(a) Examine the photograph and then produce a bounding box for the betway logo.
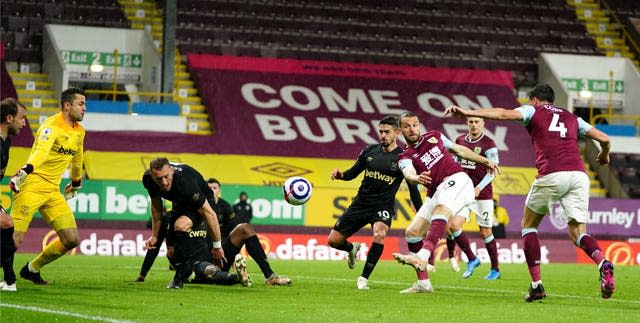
[364,169,396,185]
[68,186,149,215]
[273,238,369,260]
[57,146,77,156]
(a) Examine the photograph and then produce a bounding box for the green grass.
[1,254,638,322]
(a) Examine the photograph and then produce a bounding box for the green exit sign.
[61,50,143,68]
[562,78,624,93]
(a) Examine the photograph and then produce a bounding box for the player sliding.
[328,116,422,290]
[393,112,498,293]
[445,83,615,301]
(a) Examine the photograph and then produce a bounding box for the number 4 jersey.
[515,104,592,177]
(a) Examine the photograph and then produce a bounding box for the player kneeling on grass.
[211,222,291,286]
[207,178,291,286]
[171,222,250,288]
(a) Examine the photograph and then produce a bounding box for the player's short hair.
[60,87,86,107]
[379,115,399,128]
[399,111,417,120]
[528,83,555,103]
[1,98,25,123]
[149,157,170,171]
[207,178,220,186]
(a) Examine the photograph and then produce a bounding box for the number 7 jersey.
[515,104,592,177]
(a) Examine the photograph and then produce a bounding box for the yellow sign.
[82,150,537,194]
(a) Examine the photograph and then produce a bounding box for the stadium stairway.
[118,0,213,135]
[568,0,639,69]
[10,71,59,136]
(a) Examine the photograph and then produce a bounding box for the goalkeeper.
[9,88,87,285]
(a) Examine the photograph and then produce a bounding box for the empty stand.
[173,0,601,86]
[0,0,129,65]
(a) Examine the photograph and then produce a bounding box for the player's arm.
[474,147,500,196]
[63,132,85,199]
[581,118,611,165]
[445,106,524,121]
[398,158,431,186]
[9,126,58,192]
[334,147,367,180]
[445,135,499,176]
[145,195,164,249]
[198,199,226,265]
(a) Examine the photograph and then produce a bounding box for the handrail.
[591,113,640,128]
[84,89,177,114]
[600,0,640,57]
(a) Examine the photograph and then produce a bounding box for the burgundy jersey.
[518,104,586,176]
[455,133,497,200]
[398,130,464,197]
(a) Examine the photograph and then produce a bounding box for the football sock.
[139,244,161,278]
[31,237,68,271]
[245,235,274,279]
[446,235,456,258]
[334,240,353,252]
[428,245,435,266]
[0,227,17,284]
[212,270,239,285]
[522,228,541,282]
[172,231,192,282]
[453,230,476,261]
[407,237,423,253]
[361,242,383,279]
[577,234,605,265]
[424,219,447,252]
[484,234,499,270]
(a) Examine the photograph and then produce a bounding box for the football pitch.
[1,254,638,322]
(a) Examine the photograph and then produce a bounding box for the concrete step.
[173,96,201,105]
[175,88,198,97]
[8,72,48,80]
[16,89,55,97]
[12,79,52,89]
[185,129,213,135]
[183,112,208,119]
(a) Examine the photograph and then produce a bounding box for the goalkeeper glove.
[9,164,34,193]
[64,179,83,200]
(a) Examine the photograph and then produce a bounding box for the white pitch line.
[290,275,640,305]
[0,303,136,323]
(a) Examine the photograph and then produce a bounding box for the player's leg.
[479,226,500,280]
[16,192,71,285]
[328,207,365,269]
[0,208,17,291]
[563,172,614,299]
[169,215,194,287]
[224,224,290,285]
[29,195,80,271]
[473,200,500,280]
[448,214,479,278]
[358,218,390,289]
[522,172,570,302]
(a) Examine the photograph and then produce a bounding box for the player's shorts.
[458,199,494,227]
[10,188,76,232]
[525,171,589,223]
[333,202,395,237]
[416,172,475,222]
[166,209,204,247]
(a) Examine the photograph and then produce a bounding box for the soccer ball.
[282,176,312,205]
